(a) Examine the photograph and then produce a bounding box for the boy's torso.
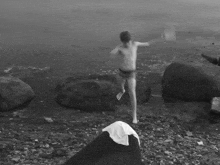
[118,42,138,71]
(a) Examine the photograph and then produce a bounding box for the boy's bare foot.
[132,119,138,124]
[116,90,125,100]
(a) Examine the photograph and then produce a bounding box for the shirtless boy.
[110,31,163,124]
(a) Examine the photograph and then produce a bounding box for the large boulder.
[0,76,35,112]
[55,74,151,112]
[162,62,220,102]
[63,132,143,165]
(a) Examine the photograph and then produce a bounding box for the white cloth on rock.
[102,121,140,146]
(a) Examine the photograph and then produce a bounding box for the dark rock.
[55,74,151,112]
[0,76,35,112]
[63,131,144,165]
[162,62,220,102]
[201,53,220,66]
[55,75,119,112]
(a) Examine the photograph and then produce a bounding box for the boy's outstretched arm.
[135,41,150,47]
[110,46,119,58]
[135,38,164,47]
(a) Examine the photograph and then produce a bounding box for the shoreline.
[0,30,220,117]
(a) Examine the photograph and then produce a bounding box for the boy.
[110,31,163,124]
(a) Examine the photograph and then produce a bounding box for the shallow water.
[0,0,220,47]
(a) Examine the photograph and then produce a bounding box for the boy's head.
[120,31,131,43]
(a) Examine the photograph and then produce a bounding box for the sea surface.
[0,0,220,47]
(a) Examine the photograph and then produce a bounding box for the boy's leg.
[127,77,138,124]
[116,74,126,100]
